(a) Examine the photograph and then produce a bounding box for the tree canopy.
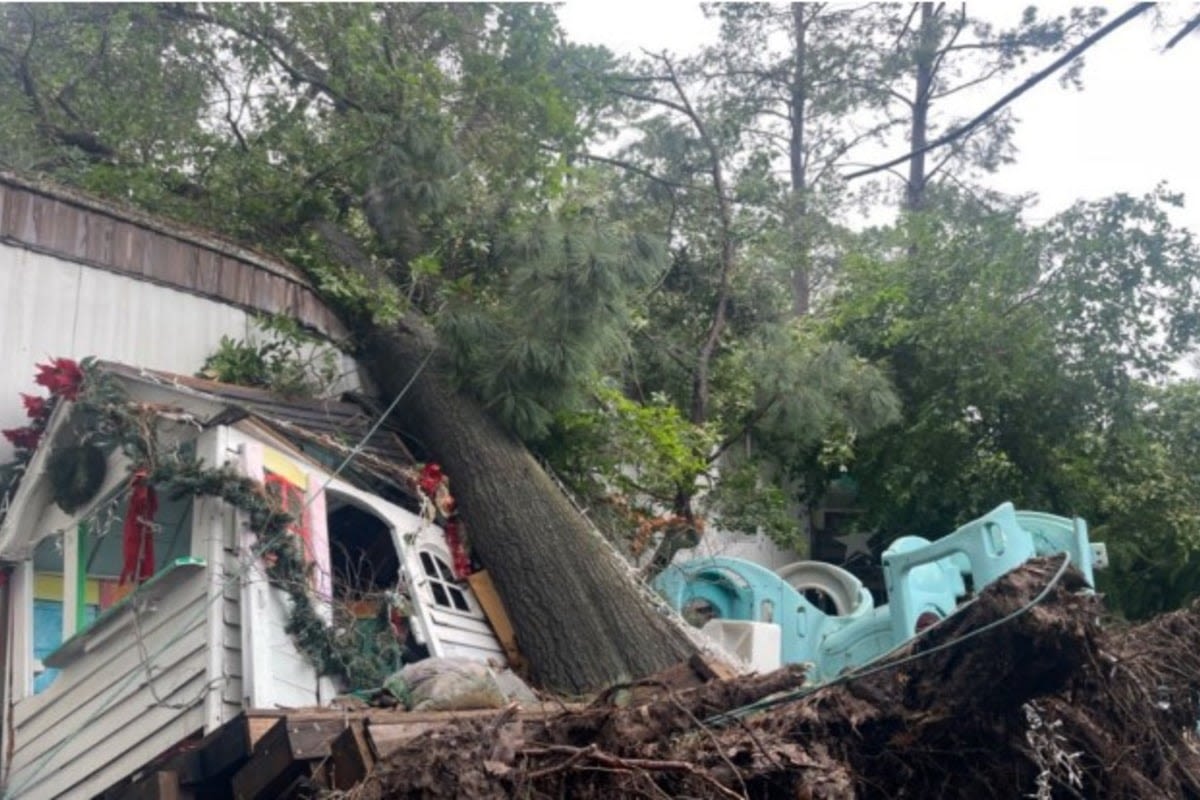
[2,1,1199,632]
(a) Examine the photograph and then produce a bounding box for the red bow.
[120,470,158,585]
[418,463,444,496]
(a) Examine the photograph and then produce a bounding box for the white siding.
[240,564,330,708]
[0,243,359,464]
[220,565,245,721]
[0,243,248,463]
[5,564,210,800]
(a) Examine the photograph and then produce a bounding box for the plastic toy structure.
[653,502,1107,683]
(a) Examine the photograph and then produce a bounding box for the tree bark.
[789,3,811,317]
[905,2,935,212]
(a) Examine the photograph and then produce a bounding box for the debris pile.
[356,558,1200,799]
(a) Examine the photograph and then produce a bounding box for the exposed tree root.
[355,557,1200,799]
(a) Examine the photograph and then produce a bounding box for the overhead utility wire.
[1165,13,1200,50]
[706,552,1074,727]
[845,3,1156,182]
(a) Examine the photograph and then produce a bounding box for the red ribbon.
[120,470,158,585]
[417,463,471,580]
[444,519,471,580]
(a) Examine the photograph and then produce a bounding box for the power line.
[705,552,1073,727]
[1165,13,1200,50]
[846,4,1156,183]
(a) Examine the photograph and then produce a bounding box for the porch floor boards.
[95,703,580,800]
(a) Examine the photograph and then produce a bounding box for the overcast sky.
[557,2,1200,237]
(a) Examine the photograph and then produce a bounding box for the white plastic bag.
[388,657,507,711]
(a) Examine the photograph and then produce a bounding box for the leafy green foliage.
[1064,382,1200,618]
[1041,186,1200,388]
[200,316,342,399]
[828,188,1200,616]
[747,327,901,466]
[700,458,804,552]
[543,383,715,505]
[439,215,664,439]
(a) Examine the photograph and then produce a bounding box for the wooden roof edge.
[0,170,316,290]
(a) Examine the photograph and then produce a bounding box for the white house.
[0,173,507,798]
[0,363,505,799]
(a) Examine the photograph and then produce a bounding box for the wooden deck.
[93,703,580,800]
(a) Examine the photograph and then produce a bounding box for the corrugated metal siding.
[5,566,210,800]
[0,243,359,463]
[0,243,250,462]
[0,174,344,337]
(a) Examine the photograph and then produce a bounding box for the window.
[79,492,193,592]
[264,470,314,565]
[28,489,193,694]
[418,551,470,613]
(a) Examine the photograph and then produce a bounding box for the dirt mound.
[361,557,1200,799]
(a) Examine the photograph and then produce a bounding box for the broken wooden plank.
[467,570,527,671]
[245,704,579,726]
[246,715,280,750]
[366,720,446,760]
[232,719,295,800]
[688,652,739,682]
[186,713,256,788]
[231,717,348,800]
[362,704,583,761]
[607,655,740,707]
[328,723,375,791]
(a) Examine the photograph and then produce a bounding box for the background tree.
[550,38,901,571]
[705,3,895,315]
[1083,380,1200,618]
[868,3,1106,210]
[4,0,1199,641]
[826,186,1200,613]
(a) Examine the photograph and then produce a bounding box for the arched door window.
[418,550,473,614]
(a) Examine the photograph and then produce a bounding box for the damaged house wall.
[0,172,357,464]
[0,366,508,798]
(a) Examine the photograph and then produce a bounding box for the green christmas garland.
[50,361,404,688]
[150,456,404,687]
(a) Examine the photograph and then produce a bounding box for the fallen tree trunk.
[359,319,696,693]
[313,220,698,694]
[358,557,1200,799]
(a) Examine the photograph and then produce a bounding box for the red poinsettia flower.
[2,425,43,451]
[20,393,50,422]
[418,462,444,497]
[34,358,83,401]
